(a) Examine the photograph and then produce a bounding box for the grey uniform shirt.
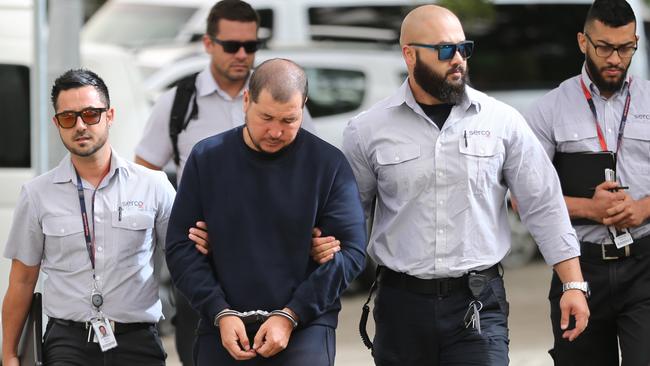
[525,66,650,244]
[343,79,579,279]
[135,66,315,183]
[3,150,176,323]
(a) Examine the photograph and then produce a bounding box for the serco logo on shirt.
[467,130,491,137]
[121,200,145,210]
[633,114,650,120]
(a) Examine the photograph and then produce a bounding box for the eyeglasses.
[408,41,474,61]
[209,37,261,54]
[54,107,108,129]
[584,33,637,58]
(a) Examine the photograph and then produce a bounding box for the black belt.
[379,264,500,296]
[581,235,650,261]
[49,318,155,335]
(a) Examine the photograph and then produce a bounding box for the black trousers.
[193,324,335,365]
[43,320,166,366]
[549,252,650,366]
[372,274,510,366]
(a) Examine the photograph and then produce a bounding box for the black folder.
[18,292,43,366]
[553,151,616,226]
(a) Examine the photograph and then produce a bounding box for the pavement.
[163,261,555,366]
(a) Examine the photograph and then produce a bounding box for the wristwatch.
[562,281,591,298]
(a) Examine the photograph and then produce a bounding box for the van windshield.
[82,3,197,48]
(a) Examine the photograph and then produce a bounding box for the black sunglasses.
[55,107,108,129]
[209,37,261,54]
[408,41,474,61]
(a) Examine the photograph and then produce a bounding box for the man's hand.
[310,227,340,264]
[586,181,627,223]
[603,194,650,228]
[558,289,590,342]
[218,314,256,360]
[253,308,296,358]
[189,221,210,255]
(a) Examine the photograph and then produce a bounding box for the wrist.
[270,309,298,329]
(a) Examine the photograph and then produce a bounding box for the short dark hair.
[206,0,259,37]
[249,58,308,106]
[585,0,636,30]
[51,69,110,110]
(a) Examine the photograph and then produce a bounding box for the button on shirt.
[3,150,175,323]
[343,80,579,278]
[136,66,316,183]
[525,66,650,244]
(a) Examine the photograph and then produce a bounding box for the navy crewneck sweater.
[166,126,367,330]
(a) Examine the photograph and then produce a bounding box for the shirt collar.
[196,66,250,100]
[580,63,631,98]
[386,78,480,116]
[52,148,129,185]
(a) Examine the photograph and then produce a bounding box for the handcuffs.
[214,309,298,329]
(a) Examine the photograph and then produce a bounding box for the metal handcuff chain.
[214,309,298,329]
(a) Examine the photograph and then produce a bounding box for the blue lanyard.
[75,171,97,271]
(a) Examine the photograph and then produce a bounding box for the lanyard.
[75,171,97,272]
[579,78,632,153]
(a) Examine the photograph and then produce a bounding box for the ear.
[105,107,115,128]
[577,32,587,55]
[243,89,250,111]
[203,34,213,53]
[51,116,60,129]
[402,44,416,67]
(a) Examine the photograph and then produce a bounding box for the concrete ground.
[163,261,555,366]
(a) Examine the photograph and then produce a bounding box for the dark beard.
[585,54,628,95]
[413,51,467,104]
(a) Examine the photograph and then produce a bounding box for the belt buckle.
[601,244,630,260]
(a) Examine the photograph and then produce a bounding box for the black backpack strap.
[359,265,382,350]
[169,72,199,166]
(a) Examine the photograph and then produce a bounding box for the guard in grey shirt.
[1,69,180,366]
[313,5,590,365]
[525,1,650,364]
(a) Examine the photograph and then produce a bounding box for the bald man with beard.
[313,4,590,365]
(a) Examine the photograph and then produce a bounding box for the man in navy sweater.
[165,58,367,365]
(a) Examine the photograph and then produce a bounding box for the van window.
[83,3,197,48]
[0,64,30,168]
[465,4,588,91]
[309,6,408,43]
[305,68,366,118]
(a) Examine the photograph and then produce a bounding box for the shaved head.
[248,58,308,106]
[400,5,464,46]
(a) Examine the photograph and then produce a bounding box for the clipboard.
[18,292,43,366]
[553,151,616,225]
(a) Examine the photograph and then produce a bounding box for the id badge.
[608,225,634,248]
[91,317,118,352]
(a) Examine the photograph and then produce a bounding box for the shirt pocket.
[458,136,501,196]
[554,123,598,152]
[622,123,650,175]
[112,210,155,268]
[376,144,431,204]
[42,216,87,272]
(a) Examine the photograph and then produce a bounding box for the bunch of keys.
[463,300,483,334]
[463,272,488,334]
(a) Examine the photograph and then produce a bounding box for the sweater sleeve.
[165,149,229,322]
[285,157,367,324]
